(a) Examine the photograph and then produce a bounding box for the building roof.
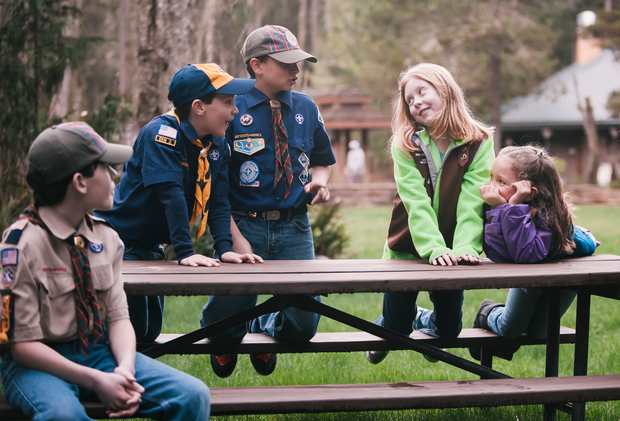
[502,49,620,130]
[313,88,391,130]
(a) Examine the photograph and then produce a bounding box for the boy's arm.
[107,318,137,376]
[305,166,331,205]
[10,341,143,416]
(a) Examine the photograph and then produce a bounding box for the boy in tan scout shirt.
[0,122,210,420]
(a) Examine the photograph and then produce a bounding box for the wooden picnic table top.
[122,254,620,297]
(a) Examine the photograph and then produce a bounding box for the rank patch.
[299,169,309,185]
[155,135,177,147]
[239,160,260,187]
[240,114,253,126]
[89,243,104,253]
[295,113,305,125]
[209,149,220,161]
[234,137,265,155]
[158,125,178,139]
[3,268,14,288]
[1,249,18,267]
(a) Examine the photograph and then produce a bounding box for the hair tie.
[537,151,543,157]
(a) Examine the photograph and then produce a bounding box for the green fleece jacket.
[382,129,494,263]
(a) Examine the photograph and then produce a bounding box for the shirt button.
[276,198,281,203]
[302,144,306,150]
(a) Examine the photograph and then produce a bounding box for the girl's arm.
[391,143,450,262]
[497,204,553,263]
[451,137,495,259]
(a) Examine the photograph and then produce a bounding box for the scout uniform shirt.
[0,207,128,344]
[227,88,336,212]
[95,112,234,260]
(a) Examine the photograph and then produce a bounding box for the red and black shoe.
[250,353,277,376]
[210,354,238,378]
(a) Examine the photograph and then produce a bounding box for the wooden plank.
[3,375,618,419]
[209,375,620,415]
[137,327,576,355]
[122,256,620,296]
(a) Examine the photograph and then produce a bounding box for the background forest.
[1,0,619,233]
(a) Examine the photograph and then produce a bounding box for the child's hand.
[93,371,143,418]
[457,254,482,265]
[220,251,264,264]
[509,180,532,205]
[432,252,457,266]
[479,185,507,207]
[304,181,330,205]
[180,254,220,267]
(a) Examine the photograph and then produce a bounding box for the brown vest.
[386,139,482,257]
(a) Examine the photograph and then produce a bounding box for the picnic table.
[124,254,620,421]
[2,254,620,421]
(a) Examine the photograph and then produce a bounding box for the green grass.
[6,205,620,420]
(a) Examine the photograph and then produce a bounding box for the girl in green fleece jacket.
[367,63,495,365]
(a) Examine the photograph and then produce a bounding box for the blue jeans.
[487,288,577,339]
[1,337,210,421]
[375,290,464,338]
[123,242,166,342]
[201,214,321,344]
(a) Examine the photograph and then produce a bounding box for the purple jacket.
[483,204,552,264]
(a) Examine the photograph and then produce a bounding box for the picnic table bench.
[1,254,619,420]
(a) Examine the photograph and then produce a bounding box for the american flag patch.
[158,125,178,139]
[1,249,18,266]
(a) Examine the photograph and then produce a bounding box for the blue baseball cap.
[168,63,256,107]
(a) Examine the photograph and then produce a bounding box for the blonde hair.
[391,63,494,154]
[499,145,575,255]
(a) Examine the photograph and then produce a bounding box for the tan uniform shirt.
[0,206,129,344]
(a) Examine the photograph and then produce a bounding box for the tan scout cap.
[241,25,317,65]
[28,121,133,187]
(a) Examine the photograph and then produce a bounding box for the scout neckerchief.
[20,205,103,357]
[270,99,293,199]
[189,139,212,240]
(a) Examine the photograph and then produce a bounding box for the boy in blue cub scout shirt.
[0,122,210,420]
[200,25,336,378]
[96,64,262,342]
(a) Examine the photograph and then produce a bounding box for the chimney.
[575,11,602,65]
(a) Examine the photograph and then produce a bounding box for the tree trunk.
[582,97,601,184]
[135,0,196,127]
[118,0,127,97]
[310,0,319,54]
[198,0,218,62]
[489,0,502,155]
[297,0,308,90]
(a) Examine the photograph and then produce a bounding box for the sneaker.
[468,300,519,362]
[210,353,238,378]
[250,353,277,376]
[366,350,389,364]
[423,352,441,363]
[413,306,441,362]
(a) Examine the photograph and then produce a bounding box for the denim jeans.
[375,290,464,338]
[1,337,210,421]
[123,242,166,342]
[487,287,577,339]
[201,214,321,344]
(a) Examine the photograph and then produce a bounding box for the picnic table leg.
[543,288,562,421]
[571,291,591,421]
[142,295,297,358]
[289,294,512,380]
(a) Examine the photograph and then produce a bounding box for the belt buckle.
[249,211,257,218]
[265,210,280,221]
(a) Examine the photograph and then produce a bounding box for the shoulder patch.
[1,249,18,267]
[158,125,178,139]
[155,135,177,147]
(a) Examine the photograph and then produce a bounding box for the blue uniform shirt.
[226,87,336,212]
[95,112,233,261]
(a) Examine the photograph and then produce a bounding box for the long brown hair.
[391,63,494,155]
[499,145,575,255]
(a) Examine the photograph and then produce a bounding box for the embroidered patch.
[3,268,14,288]
[318,112,324,125]
[240,114,253,126]
[42,267,67,272]
[1,249,18,267]
[239,160,260,187]
[89,243,104,253]
[299,169,309,185]
[234,137,265,155]
[298,152,309,167]
[295,113,305,125]
[158,125,178,139]
[209,149,220,161]
[155,135,177,147]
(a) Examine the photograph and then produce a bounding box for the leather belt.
[232,207,307,221]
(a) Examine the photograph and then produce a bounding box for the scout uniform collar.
[38,206,103,246]
[244,87,293,109]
